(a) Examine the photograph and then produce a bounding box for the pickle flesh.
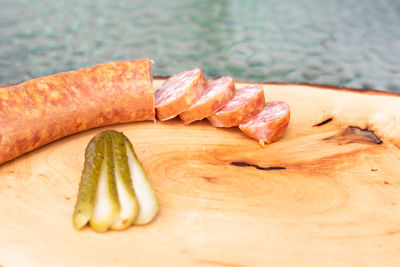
[123,135,159,225]
[109,131,139,230]
[89,132,121,232]
[73,134,105,230]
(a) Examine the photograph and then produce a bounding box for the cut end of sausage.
[149,59,155,119]
[179,76,236,125]
[207,85,266,128]
[239,101,290,145]
[154,68,207,121]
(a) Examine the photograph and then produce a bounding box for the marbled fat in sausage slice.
[239,101,290,146]
[154,68,207,121]
[0,58,155,165]
[207,85,265,127]
[179,76,235,125]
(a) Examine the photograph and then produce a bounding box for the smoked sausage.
[154,68,207,121]
[207,85,265,127]
[0,58,155,165]
[239,101,290,146]
[179,76,235,125]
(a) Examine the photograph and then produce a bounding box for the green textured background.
[0,0,399,92]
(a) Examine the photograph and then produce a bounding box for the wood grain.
[1,79,400,267]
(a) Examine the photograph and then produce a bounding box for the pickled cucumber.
[89,132,121,232]
[73,130,158,232]
[73,134,106,230]
[123,135,158,225]
[109,131,139,230]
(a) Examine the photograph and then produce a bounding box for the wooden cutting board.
[1,79,400,267]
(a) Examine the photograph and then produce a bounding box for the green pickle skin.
[109,130,139,230]
[72,134,105,230]
[104,131,121,219]
[110,131,138,204]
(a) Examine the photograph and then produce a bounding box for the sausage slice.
[154,68,207,121]
[239,101,290,146]
[207,85,265,127]
[179,76,235,125]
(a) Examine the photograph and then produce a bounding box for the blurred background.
[0,0,399,92]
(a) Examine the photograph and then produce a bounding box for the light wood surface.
[1,79,400,267]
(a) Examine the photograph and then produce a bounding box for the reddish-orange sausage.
[179,76,235,125]
[154,68,207,121]
[207,85,265,127]
[0,58,154,165]
[239,101,290,146]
